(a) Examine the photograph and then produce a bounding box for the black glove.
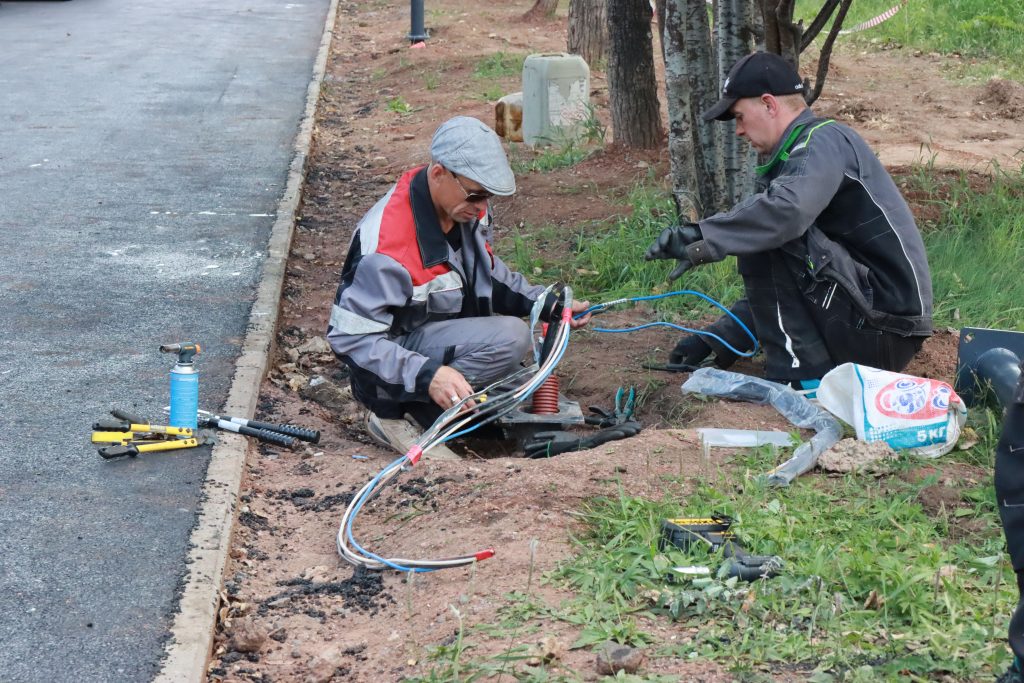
[669,335,740,370]
[669,335,713,368]
[644,223,712,281]
[523,431,583,458]
[524,421,643,458]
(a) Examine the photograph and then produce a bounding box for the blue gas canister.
[160,342,201,431]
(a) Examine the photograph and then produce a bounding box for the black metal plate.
[955,327,1024,405]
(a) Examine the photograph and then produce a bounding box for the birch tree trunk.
[661,0,720,218]
[715,0,755,205]
[607,0,664,149]
[567,0,608,67]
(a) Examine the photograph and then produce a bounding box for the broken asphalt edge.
[154,0,341,680]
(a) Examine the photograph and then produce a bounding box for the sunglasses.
[449,170,493,203]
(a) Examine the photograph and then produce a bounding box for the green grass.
[473,51,526,80]
[387,95,414,115]
[507,106,607,175]
[552,440,1012,679]
[905,163,1024,329]
[500,160,1024,330]
[796,0,1024,78]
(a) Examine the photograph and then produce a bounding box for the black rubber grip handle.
[242,425,297,449]
[111,408,147,424]
[94,419,130,431]
[98,444,138,460]
[206,418,297,449]
[245,420,320,444]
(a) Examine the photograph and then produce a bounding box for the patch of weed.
[473,51,526,80]
[387,95,414,116]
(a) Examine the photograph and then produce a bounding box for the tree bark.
[662,0,719,218]
[607,0,664,149]
[567,0,608,67]
[715,0,755,205]
[805,0,853,104]
[523,0,560,21]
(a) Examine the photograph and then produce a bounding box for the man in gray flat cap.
[327,116,591,457]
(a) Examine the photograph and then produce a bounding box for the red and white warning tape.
[838,0,908,35]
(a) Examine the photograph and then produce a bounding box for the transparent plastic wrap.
[682,368,843,486]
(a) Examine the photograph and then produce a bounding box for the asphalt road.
[0,1,331,680]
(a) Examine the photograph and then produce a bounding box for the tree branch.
[800,0,839,52]
[807,0,853,104]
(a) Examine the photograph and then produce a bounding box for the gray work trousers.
[397,315,532,427]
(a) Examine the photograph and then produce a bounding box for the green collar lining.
[755,119,835,176]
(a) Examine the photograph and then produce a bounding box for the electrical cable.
[575,288,759,357]
[337,284,575,573]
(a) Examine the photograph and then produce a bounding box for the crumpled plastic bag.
[816,363,967,458]
[682,368,843,486]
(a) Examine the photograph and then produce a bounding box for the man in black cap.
[645,52,932,389]
[327,116,590,457]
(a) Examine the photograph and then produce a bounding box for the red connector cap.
[561,306,573,323]
[474,548,496,562]
[406,445,423,466]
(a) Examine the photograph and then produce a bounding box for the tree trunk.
[567,0,608,67]
[758,0,801,68]
[715,0,755,205]
[523,0,560,21]
[607,0,664,149]
[662,0,719,218]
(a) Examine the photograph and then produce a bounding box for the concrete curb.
[154,0,339,679]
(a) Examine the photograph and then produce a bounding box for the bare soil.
[206,2,1024,681]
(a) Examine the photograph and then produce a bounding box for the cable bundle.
[337,285,575,573]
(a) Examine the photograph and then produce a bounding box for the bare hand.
[569,300,592,329]
[428,365,476,411]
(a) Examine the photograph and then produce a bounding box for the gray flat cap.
[430,116,516,196]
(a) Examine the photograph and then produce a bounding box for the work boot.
[364,412,459,461]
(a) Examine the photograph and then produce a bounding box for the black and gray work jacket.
[699,108,933,337]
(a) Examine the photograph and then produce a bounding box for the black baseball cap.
[701,52,805,122]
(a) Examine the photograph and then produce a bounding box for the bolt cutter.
[92,413,208,460]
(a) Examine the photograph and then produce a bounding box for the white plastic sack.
[817,363,967,458]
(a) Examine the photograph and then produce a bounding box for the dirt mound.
[980,77,1024,119]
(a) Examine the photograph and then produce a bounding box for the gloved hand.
[669,335,712,368]
[669,335,739,370]
[644,223,712,281]
[524,421,643,458]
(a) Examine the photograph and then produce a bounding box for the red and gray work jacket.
[327,165,547,417]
